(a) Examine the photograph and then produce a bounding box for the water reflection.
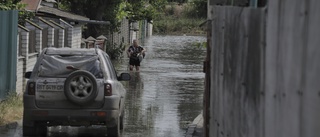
[115,35,206,137]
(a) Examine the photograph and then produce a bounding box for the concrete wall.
[207,0,320,137]
[16,57,24,95]
[107,18,130,47]
[59,19,73,48]
[72,26,82,48]
[16,28,29,95]
[106,18,152,47]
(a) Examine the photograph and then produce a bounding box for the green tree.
[0,0,34,25]
[59,0,166,37]
[59,0,122,37]
[191,0,207,18]
[126,0,167,22]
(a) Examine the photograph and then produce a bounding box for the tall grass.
[153,17,205,35]
[153,2,206,35]
[0,92,23,126]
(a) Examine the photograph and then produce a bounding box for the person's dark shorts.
[129,57,140,66]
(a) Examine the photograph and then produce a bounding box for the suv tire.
[23,122,47,136]
[107,117,120,137]
[120,109,124,130]
[64,70,98,105]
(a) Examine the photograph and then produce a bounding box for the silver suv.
[23,47,130,137]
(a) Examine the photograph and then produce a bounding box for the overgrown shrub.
[153,2,206,35]
[0,92,23,126]
[105,42,126,60]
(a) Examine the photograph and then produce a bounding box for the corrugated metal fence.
[265,0,320,137]
[209,6,265,137]
[207,0,320,136]
[0,10,18,100]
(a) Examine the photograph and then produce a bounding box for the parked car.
[23,47,130,137]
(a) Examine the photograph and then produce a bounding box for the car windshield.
[38,54,103,78]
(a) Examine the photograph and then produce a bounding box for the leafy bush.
[153,16,205,35]
[105,42,126,60]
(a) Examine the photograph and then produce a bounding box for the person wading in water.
[127,39,146,71]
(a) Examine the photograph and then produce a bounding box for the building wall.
[58,29,64,47]
[106,18,151,48]
[26,54,38,72]
[107,18,130,47]
[16,29,29,94]
[72,26,82,48]
[16,57,24,94]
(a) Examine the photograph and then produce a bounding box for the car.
[23,47,130,137]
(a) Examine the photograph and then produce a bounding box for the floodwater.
[0,35,206,137]
[115,35,206,137]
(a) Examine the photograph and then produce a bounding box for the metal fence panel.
[0,10,18,100]
[209,6,265,137]
[265,0,320,137]
[208,0,320,137]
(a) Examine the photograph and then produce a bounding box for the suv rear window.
[38,54,103,78]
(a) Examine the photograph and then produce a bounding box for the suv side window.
[103,53,117,80]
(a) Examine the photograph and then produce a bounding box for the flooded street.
[115,35,206,137]
[0,35,206,137]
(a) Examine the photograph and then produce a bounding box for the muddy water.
[114,35,206,137]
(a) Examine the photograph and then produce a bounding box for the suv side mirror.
[118,73,131,81]
[25,71,32,79]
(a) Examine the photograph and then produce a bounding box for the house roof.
[21,0,41,11]
[97,35,107,40]
[86,36,96,41]
[21,0,109,24]
[18,24,30,32]
[38,17,55,27]
[37,6,90,22]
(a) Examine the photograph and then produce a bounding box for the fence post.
[0,10,18,100]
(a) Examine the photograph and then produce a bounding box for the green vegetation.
[0,92,23,126]
[0,0,34,25]
[153,1,207,35]
[153,16,205,35]
[105,42,126,60]
[58,0,207,36]
[59,0,167,38]
[191,41,207,48]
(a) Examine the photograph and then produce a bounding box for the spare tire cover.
[64,70,98,105]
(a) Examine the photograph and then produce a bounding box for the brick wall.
[16,57,24,94]
[72,26,82,48]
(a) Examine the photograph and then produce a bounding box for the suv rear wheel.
[64,70,98,105]
[107,117,120,137]
[23,122,47,136]
[120,109,125,130]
